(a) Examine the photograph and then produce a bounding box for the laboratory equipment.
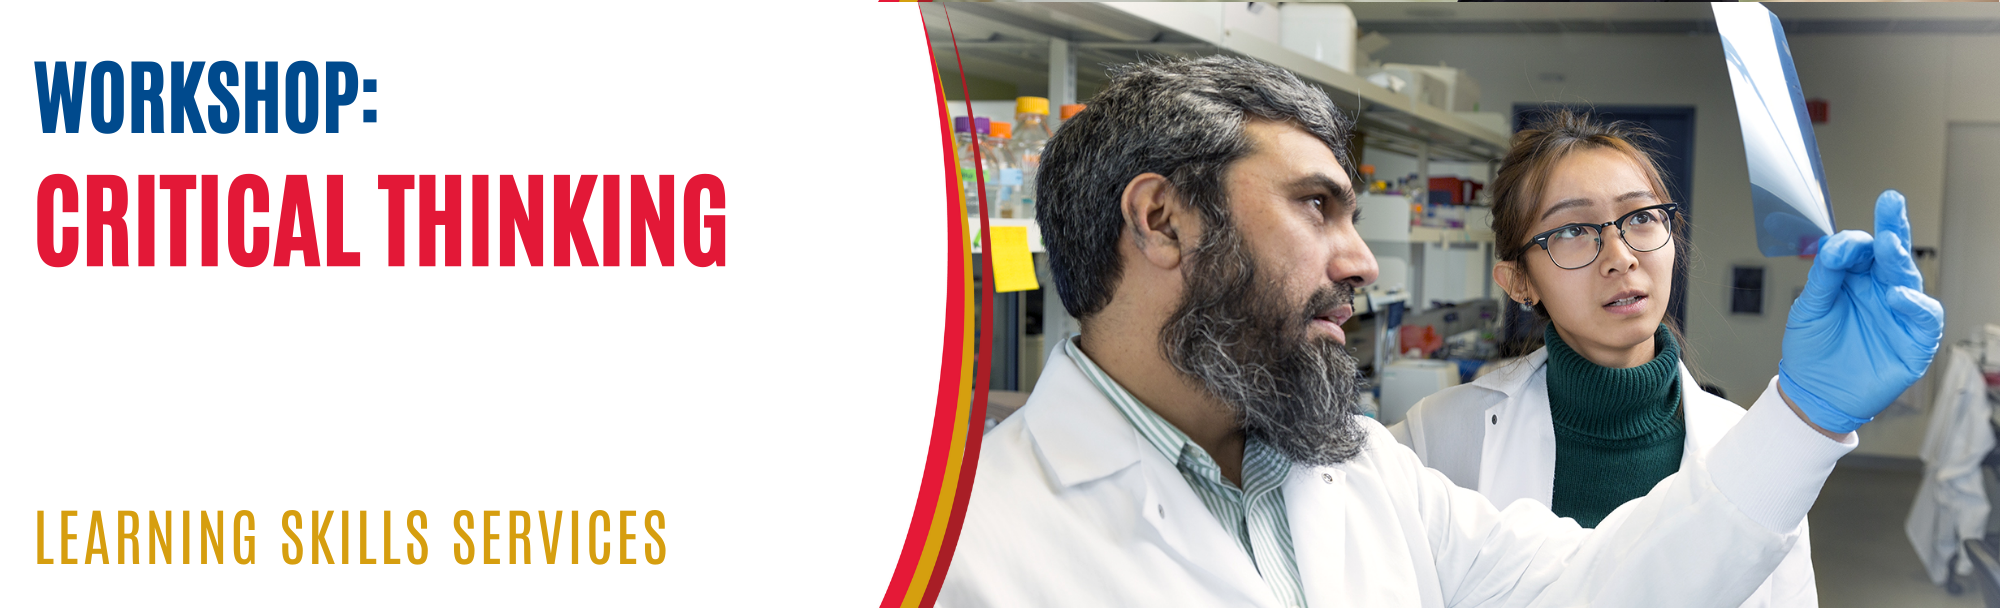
[1379,358,1461,426]
[1279,2,1358,74]
[1372,63,1482,113]
[1355,193,1410,242]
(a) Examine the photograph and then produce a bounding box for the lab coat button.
[1321,473,1334,484]
[1157,504,1165,518]
[1491,414,1498,424]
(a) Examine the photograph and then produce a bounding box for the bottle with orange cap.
[1013,97,1053,221]
[983,121,1023,219]
[1059,103,1086,123]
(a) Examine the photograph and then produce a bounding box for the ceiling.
[926,2,2000,100]
[1345,2,2000,35]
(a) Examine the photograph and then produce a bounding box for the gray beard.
[1158,221,1369,468]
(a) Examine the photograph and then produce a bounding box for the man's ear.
[1121,172,1193,270]
[1494,260,1540,306]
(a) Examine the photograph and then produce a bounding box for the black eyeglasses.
[1515,204,1679,269]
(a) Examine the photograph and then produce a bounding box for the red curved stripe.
[924,3,996,604]
[880,5,987,607]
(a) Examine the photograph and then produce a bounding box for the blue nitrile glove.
[1777,190,1945,434]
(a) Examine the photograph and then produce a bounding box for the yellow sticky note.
[989,226,1039,293]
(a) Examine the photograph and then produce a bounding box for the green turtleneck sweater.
[1545,323,1686,528]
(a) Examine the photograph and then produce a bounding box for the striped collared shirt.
[1064,337,1307,608]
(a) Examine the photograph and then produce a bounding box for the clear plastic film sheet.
[1714,2,1836,257]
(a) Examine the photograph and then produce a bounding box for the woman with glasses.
[1388,111,1816,607]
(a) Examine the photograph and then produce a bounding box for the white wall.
[1942,125,2000,359]
[1373,32,2000,457]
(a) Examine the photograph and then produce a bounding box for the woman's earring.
[1517,298,1533,312]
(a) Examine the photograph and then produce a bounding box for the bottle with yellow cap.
[983,121,1023,219]
[1013,97,1052,221]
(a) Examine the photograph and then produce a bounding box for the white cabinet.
[1357,193,1415,243]
[1358,194,1495,310]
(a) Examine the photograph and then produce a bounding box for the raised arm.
[1413,377,1843,607]
[1421,191,1939,607]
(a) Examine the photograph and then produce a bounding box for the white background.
[0,2,946,605]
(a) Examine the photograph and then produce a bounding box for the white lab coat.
[1387,348,1818,607]
[940,345,1854,607]
[1906,346,1995,585]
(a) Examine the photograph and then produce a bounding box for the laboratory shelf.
[925,1,1509,395]
[967,217,1044,254]
[1408,226,1495,245]
[959,219,1490,256]
[930,2,1509,163]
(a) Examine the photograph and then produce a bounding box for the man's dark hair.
[1036,55,1358,320]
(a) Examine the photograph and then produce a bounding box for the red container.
[1398,324,1444,357]
[1428,177,1463,204]
[1427,177,1481,205]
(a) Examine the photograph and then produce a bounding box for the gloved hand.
[1778,190,1945,434]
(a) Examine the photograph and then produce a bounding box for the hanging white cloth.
[1906,346,1996,585]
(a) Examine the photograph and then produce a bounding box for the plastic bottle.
[953,116,990,218]
[984,122,1022,219]
[1013,97,1053,221]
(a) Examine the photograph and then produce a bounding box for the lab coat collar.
[1019,345,1145,488]
[1466,347,1726,446]
[1468,347,1551,399]
[1676,364,1729,455]
[1478,350,1737,507]
[1475,350,1556,506]
[1020,344,1282,605]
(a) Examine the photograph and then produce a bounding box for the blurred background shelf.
[931,2,1509,162]
[967,217,1044,254]
[928,1,1506,395]
[1409,226,1495,245]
